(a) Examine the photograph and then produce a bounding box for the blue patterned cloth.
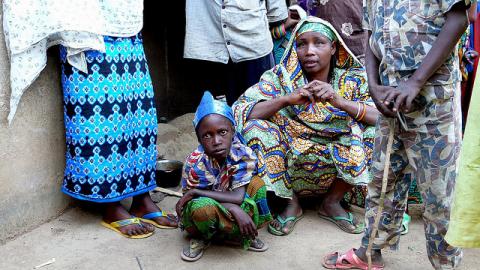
[181,135,258,193]
[60,34,158,202]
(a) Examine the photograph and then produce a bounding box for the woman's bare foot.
[318,179,362,233]
[130,193,178,228]
[102,202,154,236]
[269,194,303,235]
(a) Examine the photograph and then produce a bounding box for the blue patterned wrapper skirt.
[59,34,158,202]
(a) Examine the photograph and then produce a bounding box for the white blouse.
[2,0,144,123]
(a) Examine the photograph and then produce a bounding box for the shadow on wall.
[143,0,205,121]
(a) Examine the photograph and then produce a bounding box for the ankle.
[357,247,382,261]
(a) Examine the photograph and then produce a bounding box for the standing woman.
[3,0,177,238]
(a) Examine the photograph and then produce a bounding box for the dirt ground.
[0,195,478,270]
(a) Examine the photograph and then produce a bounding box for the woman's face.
[296,32,336,75]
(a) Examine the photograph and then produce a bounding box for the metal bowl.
[155,159,183,188]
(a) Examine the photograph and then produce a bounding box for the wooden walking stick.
[366,120,395,270]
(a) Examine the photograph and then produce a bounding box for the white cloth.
[2,0,144,124]
[184,0,288,64]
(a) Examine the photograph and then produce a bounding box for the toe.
[281,222,291,234]
[270,220,280,229]
[138,225,148,234]
[324,253,338,265]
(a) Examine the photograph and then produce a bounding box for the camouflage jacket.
[363,0,470,94]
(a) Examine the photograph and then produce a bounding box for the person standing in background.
[184,0,288,104]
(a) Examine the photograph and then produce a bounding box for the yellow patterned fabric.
[446,66,480,248]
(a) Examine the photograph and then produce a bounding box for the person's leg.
[241,118,303,235]
[355,117,415,262]
[412,86,463,269]
[318,179,360,233]
[323,117,411,267]
[269,193,304,235]
[245,53,274,87]
[129,192,178,227]
[102,202,154,236]
[226,53,273,105]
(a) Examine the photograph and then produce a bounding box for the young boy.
[176,91,272,262]
[323,0,470,269]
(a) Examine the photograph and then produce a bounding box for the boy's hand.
[230,207,257,239]
[369,84,397,117]
[382,80,422,113]
[175,189,197,219]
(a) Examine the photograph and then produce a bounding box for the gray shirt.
[184,0,288,63]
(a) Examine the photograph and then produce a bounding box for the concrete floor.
[1,195,478,270]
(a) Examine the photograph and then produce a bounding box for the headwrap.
[296,21,337,42]
[193,91,236,129]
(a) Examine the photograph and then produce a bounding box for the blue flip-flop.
[138,211,178,229]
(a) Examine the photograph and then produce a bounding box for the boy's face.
[196,114,234,163]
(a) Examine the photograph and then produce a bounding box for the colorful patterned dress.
[181,135,272,248]
[232,18,375,204]
[60,34,158,202]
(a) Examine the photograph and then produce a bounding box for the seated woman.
[232,17,379,235]
[176,91,272,262]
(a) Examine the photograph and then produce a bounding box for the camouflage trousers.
[361,84,463,269]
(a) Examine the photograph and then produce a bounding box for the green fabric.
[182,181,271,249]
[296,21,337,42]
[445,66,480,248]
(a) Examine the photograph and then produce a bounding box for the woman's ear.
[331,41,337,55]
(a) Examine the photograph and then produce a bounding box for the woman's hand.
[175,189,197,219]
[230,206,257,239]
[306,80,345,108]
[286,86,316,105]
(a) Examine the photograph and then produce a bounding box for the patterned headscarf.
[193,91,236,129]
[296,21,337,42]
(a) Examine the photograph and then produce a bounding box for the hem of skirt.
[61,185,157,203]
[266,186,293,199]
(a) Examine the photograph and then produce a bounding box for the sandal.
[100,217,154,239]
[318,212,364,234]
[138,210,178,229]
[181,238,210,262]
[267,214,304,236]
[401,213,411,235]
[323,248,384,270]
[248,238,268,252]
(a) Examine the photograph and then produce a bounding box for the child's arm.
[190,186,246,205]
[175,186,246,218]
[222,202,258,239]
[384,2,469,113]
